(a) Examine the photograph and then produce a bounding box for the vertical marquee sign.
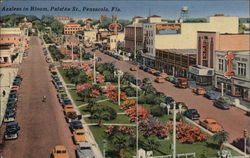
[224,51,235,79]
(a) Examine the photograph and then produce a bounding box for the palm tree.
[110,132,132,158]
[90,106,117,126]
[212,131,229,151]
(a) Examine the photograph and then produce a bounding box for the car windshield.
[77,132,84,135]
[57,150,66,154]
[190,109,197,113]
[80,147,91,150]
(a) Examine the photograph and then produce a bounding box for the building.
[84,30,97,42]
[243,23,250,33]
[124,23,144,52]
[64,22,83,35]
[142,15,239,67]
[215,51,250,101]
[0,28,22,46]
[55,16,70,24]
[109,33,124,50]
[0,43,16,64]
[190,32,249,86]
[155,49,196,77]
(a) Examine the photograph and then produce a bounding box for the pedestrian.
[2,90,6,97]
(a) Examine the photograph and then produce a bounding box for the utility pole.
[243,129,248,157]
[93,53,96,84]
[80,46,82,67]
[173,101,176,158]
[134,23,137,62]
[71,43,74,61]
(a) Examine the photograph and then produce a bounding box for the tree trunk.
[98,119,102,126]
[219,143,224,151]
[119,148,124,158]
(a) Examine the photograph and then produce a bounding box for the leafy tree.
[90,106,117,126]
[150,106,164,117]
[87,99,96,112]
[139,136,160,152]
[212,131,229,151]
[110,132,133,158]
[103,70,114,82]
[26,15,39,22]
[51,20,64,34]
[79,88,90,102]
[41,15,54,25]
[77,20,85,26]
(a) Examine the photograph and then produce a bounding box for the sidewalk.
[0,68,18,124]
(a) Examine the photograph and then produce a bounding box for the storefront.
[189,65,214,86]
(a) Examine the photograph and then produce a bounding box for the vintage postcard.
[0,0,249,158]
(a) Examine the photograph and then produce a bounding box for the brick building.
[64,22,83,35]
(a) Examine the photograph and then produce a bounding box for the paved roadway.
[92,49,250,143]
[3,36,76,158]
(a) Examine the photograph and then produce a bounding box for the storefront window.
[219,59,224,71]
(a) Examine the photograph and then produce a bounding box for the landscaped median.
[55,62,243,158]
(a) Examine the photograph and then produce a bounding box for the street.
[93,49,250,143]
[2,36,75,158]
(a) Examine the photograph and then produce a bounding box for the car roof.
[75,129,85,133]
[6,121,18,126]
[54,145,67,151]
[79,142,91,147]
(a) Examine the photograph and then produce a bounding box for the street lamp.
[172,101,176,158]
[102,139,107,158]
[114,69,123,106]
[243,129,248,157]
[92,53,97,84]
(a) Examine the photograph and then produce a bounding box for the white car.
[76,142,95,158]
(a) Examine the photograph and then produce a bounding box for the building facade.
[64,22,83,35]
[155,49,196,77]
[109,33,125,50]
[214,51,250,101]
[190,32,249,86]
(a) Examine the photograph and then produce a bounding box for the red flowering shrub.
[127,106,149,122]
[176,124,207,143]
[90,89,101,98]
[80,63,90,71]
[96,75,105,83]
[105,125,135,136]
[120,92,127,101]
[76,83,92,93]
[103,85,118,102]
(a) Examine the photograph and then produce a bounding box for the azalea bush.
[105,125,135,136]
[139,119,168,139]
[103,85,118,102]
[127,105,149,122]
[120,99,136,110]
[96,75,105,83]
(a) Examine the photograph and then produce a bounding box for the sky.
[0,0,249,20]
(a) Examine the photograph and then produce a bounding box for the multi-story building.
[0,43,15,64]
[64,22,83,35]
[109,33,124,50]
[84,30,97,42]
[0,28,22,46]
[142,14,239,67]
[55,16,70,24]
[155,49,196,77]
[190,32,249,86]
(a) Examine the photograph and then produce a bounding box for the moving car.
[76,142,95,158]
[204,91,217,100]
[130,66,137,71]
[5,122,20,140]
[155,77,165,83]
[175,78,188,88]
[73,129,87,144]
[193,87,206,95]
[184,109,200,120]
[213,99,231,110]
[52,145,69,158]
[69,120,83,132]
[199,118,223,133]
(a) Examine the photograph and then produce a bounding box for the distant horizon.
[1,1,249,20]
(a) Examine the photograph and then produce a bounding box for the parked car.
[13,79,21,86]
[11,85,20,91]
[149,69,157,74]
[65,109,80,123]
[52,145,69,158]
[204,91,217,100]
[139,65,146,70]
[69,120,83,132]
[46,57,52,63]
[57,92,68,103]
[143,67,151,72]
[193,87,206,95]
[76,142,95,158]
[155,77,165,83]
[130,66,137,71]
[8,94,17,102]
[64,105,74,113]
[171,77,179,84]
[200,118,223,133]
[175,78,188,88]
[4,122,20,140]
[160,73,168,78]
[62,98,72,107]
[153,71,161,76]
[6,101,17,110]
[213,99,231,110]
[165,96,175,105]
[184,109,200,120]
[9,90,18,97]
[4,109,16,122]
[73,129,87,144]
[142,78,152,84]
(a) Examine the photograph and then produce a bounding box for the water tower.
[181,6,189,21]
